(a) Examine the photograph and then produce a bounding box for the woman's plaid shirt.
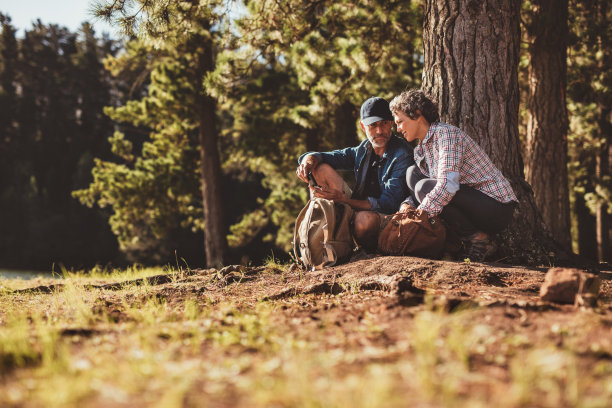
[415,122,518,216]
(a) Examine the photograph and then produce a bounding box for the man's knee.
[311,163,345,192]
[311,163,337,182]
[353,211,380,240]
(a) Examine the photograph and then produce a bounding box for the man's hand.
[296,155,319,183]
[311,185,345,201]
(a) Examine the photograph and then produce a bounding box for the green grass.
[0,266,610,407]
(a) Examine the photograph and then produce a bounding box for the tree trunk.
[594,0,611,262]
[197,36,227,268]
[596,126,611,262]
[423,0,566,264]
[305,127,320,152]
[524,0,571,250]
[574,191,598,260]
[334,101,359,147]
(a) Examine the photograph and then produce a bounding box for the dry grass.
[1,264,611,407]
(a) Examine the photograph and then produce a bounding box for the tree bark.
[197,35,227,268]
[524,0,571,250]
[596,121,611,262]
[334,101,359,148]
[574,191,598,260]
[305,127,320,152]
[594,0,611,262]
[423,0,566,264]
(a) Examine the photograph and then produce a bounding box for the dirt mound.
[190,256,608,308]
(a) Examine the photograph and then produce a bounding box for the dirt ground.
[93,254,612,364]
[173,254,612,314]
[3,255,612,407]
[176,255,611,402]
[145,255,612,380]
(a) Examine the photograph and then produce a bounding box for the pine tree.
[84,0,425,261]
[215,0,424,250]
[567,0,612,262]
[0,15,21,265]
[523,0,571,250]
[423,0,568,264]
[82,1,229,267]
[0,19,120,268]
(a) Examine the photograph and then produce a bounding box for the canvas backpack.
[293,197,355,270]
[377,208,446,258]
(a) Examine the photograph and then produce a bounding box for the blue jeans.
[406,165,515,237]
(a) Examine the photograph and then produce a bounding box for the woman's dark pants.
[406,165,515,237]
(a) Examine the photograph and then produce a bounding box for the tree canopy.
[0,1,610,269]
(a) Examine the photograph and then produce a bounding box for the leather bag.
[377,208,446,258]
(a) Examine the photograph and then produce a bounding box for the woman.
[389,89,518,261]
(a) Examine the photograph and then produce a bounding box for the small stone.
[539,267,601,304]
[575,293,598,308]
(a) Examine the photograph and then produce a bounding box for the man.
[296,96,414,248]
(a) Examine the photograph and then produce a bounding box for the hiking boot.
[463,231,496,262]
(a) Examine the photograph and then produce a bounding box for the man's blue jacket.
[298,135,414,214]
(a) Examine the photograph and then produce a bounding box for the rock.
[575,293,599,308]
[539,268,601,305]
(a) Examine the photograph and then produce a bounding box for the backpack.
[293,198,355,270]
[377,208,446,258]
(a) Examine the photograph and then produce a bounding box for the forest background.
[0,0,610,271]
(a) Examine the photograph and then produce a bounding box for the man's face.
[361,120,393,149]
[393,111,420,142]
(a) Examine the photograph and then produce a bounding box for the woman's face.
[393,111,421,142]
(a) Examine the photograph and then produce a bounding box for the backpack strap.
[293,199,315,269]
[316,224,336,270]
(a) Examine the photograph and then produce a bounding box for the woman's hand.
[398,202,414,213]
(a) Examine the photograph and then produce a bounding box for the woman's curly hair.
[389,89,439,123]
